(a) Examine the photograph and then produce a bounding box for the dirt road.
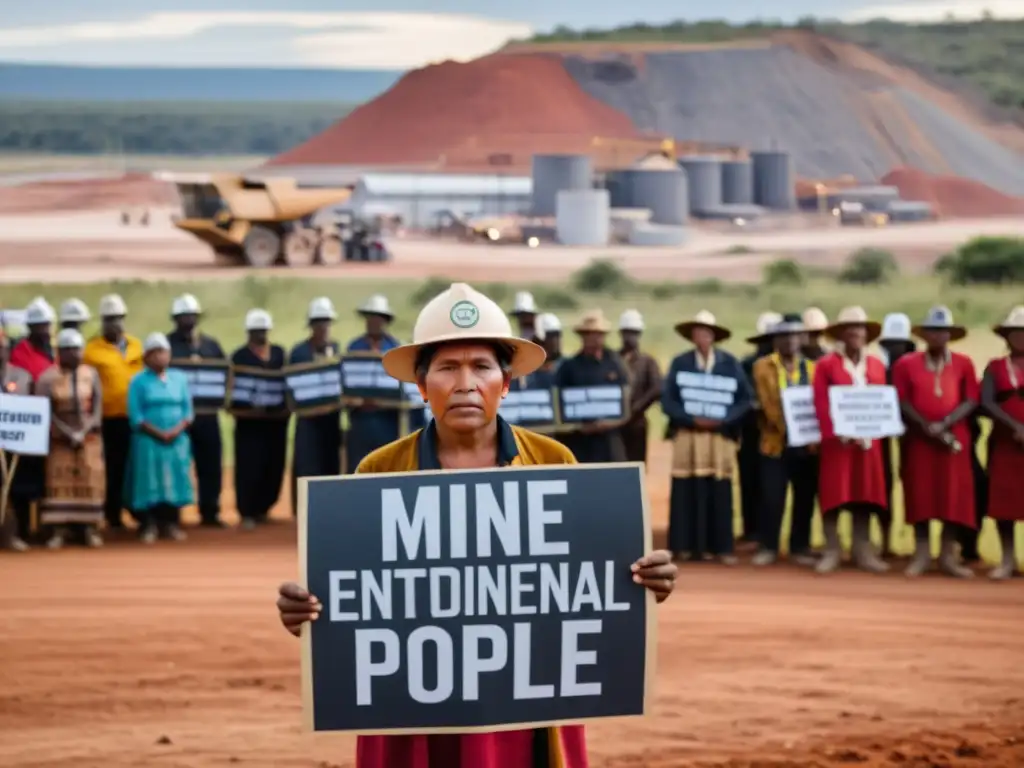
[1,443,1022,768]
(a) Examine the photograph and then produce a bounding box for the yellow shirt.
[752,353,816,457]
[83,334,144,418]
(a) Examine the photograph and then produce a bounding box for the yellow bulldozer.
[157,173,354,267]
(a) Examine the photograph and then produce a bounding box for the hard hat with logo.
[912,305,966,342]
[59,298,91,324]
[245,309,273,331]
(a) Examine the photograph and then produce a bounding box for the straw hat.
[994,306,1024,338]
[573,309,612,334]
[99,294,128,318]
[358,294,394,319]
[675,310,731,342]
[745,310,784,344]
[912,305,966,342]
[618,309,645,332]
[381,282,545,383]
[824,306,881,342]
[802,307,828,333]
[245,309,273,331]
[880,312,912,343]
[59,298,90,324]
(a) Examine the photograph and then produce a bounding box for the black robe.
[289,339,342,515]
[554,349,628,463]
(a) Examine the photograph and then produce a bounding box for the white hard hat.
[619,309,645,332]
[59,298,91,324]
[538,313,562,335]
[755,311,784,336]
[25,298,55,326]
[358,294,394,318]
[307,296,337,322]
[510,291,538,315]
[99,293,128,318]
[143,332,171,354]
[880,312,912,342]
[171,293,202,317]
[245,309,273,331]
[56,328,85,349]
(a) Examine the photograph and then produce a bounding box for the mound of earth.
[0,174,175,215]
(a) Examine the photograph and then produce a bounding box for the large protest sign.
[781,385,821,447]
[299,463,654,734]
[675,371,737,420]
[0,393,51,456]
[286,359,344,416]
[499,388,557,430]
[829,385,905,440]
[171,359,230,414]
[227,366,288,417]
[340,354,403,405]
[557,385,628,425]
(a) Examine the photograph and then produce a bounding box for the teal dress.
[125,368,195,511]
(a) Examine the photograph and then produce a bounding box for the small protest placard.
[675,371,738,420]
[228,366,288,417]
[299,463,654,734]
[171,359,230,414]
[340,355,402,404]
[287,359,343,416]
[558,385,627,424]
[499,388,556,429]
[829,385,905,440]
[0,393,51,456]
[781,386,820,447]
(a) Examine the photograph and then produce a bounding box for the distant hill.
[0,63,401,103]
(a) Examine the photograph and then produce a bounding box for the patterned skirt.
[39,433,105,526]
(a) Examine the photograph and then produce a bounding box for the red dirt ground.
[1,442,1022,768]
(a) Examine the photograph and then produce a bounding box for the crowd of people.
[1,287,1022,581]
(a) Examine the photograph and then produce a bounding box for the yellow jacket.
[83,334,144,418]
[752,353,815,457]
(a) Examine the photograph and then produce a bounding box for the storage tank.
[604,170,635,208]
[628,223,688,247]
[531,154,593,216]
[556,189,610,246]
[630,169,689,225]
[721,159,754,205]
[751,150,795,210]
[678,156,722,214]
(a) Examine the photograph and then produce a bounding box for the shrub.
[838,248,898,285]
[571,259,633,294]
[531,287,578,310]
[934,236,1024,285]
[410,277,455,306]
[762,258,805,286]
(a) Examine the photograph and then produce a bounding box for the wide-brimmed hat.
[750,313,805,343]
[358,294,394,319]
[574,309,612,334]
[745,310,784,344]
[994,305,1024,338]
[912,305,966,342]
[802,307,828,333]
[880,312,912,343]
[825,306,881,342]
[676,310,731,342]
[382,282,545,383]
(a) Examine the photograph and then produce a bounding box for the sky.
[0,1,1021,70]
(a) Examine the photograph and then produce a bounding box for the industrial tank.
[630,169,689,225]
[532,154,593,216]
[751,150,795,210]
[678,156,722,214]
[628,223,688,247]
[556,189,610,246]
[604,170,635,208]
[721,159,754,205]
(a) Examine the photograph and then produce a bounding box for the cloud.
[0,11,534,69]
[843,0,1024,21]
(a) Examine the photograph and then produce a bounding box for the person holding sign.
[231,309,289,530]
[345,294,402,473]
[892,306,979,579]
[662,310,752,564]
[618,310,662,466]
[168,293,228,528]
[982,306,1024,580]
[125,333,194,544]
[0,327,32,552]
[289,297,343,516]
[276,282,677,768]
[812,307,889,575]
[36,329,105,549]
[750,314,819,567]
[555,310,629,464]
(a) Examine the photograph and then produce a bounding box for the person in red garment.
[981,306,1024,581]
[892,306,979,578]
[811,306,890,575]
[276,283,678,768]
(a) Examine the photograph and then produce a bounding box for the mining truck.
[157,173,354,267]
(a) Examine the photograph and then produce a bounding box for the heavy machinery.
[157,173,354,267]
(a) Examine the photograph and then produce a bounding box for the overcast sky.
[1,1,1020,69]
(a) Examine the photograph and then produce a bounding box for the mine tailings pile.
[268,54,644,167]
[882,167,1024,218]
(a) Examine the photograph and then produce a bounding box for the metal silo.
[628,223,688,247]
[532,154,593,216]
[630,169,689,225]
[678,156,722,214]
[721,159,754,205]
[604,169,635,208]
[556,189,610,246]
[751,150,795,210]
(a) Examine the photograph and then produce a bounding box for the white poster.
[781,385,820,447]
[0,393,51,456]
[828,385,905,440]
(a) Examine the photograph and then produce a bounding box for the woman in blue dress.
[125,332,195,544]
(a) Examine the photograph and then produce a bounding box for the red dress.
[892,351,978,528]
[813,352,889,513]
[357,726,587,768]
[984,356,1024,522]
